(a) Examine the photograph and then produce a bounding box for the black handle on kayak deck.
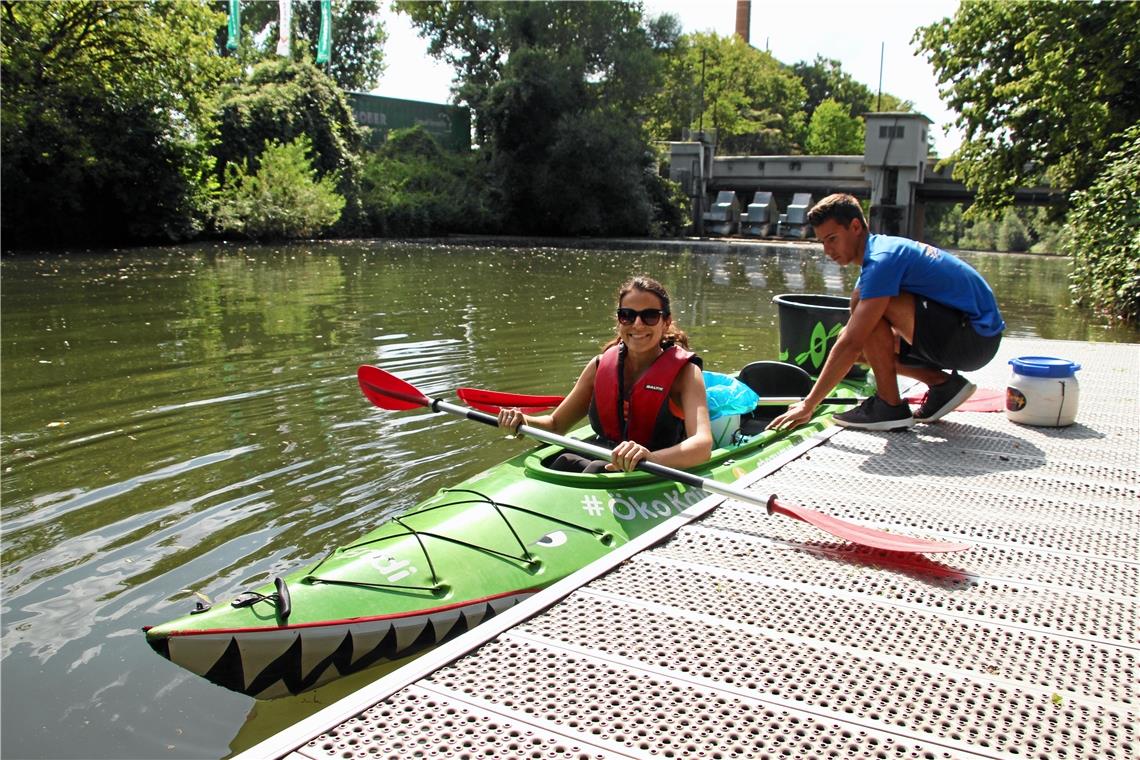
[274,577,291,622]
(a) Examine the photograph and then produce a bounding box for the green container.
[773,293,867,379]
[347,93,471,152]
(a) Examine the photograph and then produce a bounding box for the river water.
[2,240,1136,759]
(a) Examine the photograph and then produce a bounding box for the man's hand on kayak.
[767,401,815,431]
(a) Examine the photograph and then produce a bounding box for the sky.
[371,0,963,157]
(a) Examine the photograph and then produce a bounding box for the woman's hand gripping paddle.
[360,366,969,554]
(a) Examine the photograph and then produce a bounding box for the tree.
[804,99,864,155]
[213,0,386,91]
[2,0,236,247]
[360,126,499,236]
[792,56,873,120]
[916,0,1140,211]
[393,0,508,145]
[214,59,366,233]
[397,1,673,236]
[868,92,914,115]
[996,208,1030,253]
[214,135,345,239]
[397,1,662,141]
[1064,125,1140,323]
[649,31,807,154]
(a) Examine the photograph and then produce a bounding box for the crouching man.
[769,193,1005,432]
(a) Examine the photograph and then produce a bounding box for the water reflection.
[1,242,1135,759]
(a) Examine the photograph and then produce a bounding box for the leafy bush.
[645,173,688,238]
[927,203,1066,254]
[956,216,999,251]
[1065,125,1140,323]
[214,136,345,239]
[360,127,499,236]
[1021,207,1067,254]
[1030,222,1068,255]
[997,210,1031,253]
[517,106,656,236]
[215,59,365,234]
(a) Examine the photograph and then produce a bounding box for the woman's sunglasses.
[616,307,669,326]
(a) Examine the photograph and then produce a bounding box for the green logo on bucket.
[794,321,843,370]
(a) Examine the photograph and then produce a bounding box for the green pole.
[226,0,240,51]
[316,0,332,64]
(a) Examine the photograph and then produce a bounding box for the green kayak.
[145,361,868,699]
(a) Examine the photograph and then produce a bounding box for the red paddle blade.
[958,388,1004,412]
[357,365,430,410]
[902,387,1004,413]
[457,387,565,414]
[766,496,970,553]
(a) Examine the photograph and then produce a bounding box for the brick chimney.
[735,0,750,43]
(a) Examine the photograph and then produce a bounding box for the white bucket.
[1006,356,1081,427]
[709,414,740,448]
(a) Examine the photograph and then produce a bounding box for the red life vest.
[592,343,697,446]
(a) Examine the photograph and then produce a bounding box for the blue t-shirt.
[858,235,1005,336]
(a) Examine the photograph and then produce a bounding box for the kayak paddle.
[457,386,1005,414]
[362,366,969,554]
[753,388,1004,411]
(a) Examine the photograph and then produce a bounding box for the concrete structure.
[776,192,813,239]
[863,112,932,236]
[669,112,1060,240]
[740,191,778,237]
[704,190,741,236]
[667,130,717,236]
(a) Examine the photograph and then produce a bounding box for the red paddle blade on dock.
[954,388,1005,412]
[766,496,971,553]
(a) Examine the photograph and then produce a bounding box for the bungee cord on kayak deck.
[203,486,618,640]
[298,488,612,595]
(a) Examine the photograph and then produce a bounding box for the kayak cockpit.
[521,359,846,485]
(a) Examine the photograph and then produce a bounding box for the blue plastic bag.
[702,371,759,420]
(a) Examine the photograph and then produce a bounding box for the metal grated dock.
[237,337,1138,760]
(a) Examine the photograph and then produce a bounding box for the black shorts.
[546,451,611,474]
[899,296,1002,372]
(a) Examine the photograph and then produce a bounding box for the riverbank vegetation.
[924,205,1066,256]
[916,0,1139,321]
[2,0,1136,321]
[1063,126,1140,323]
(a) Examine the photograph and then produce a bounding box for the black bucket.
[772,293,867,379]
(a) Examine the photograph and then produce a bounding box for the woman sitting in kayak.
[497,276,713,473]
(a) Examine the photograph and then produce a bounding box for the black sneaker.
[834,395,915,431]
[913,373,976,423]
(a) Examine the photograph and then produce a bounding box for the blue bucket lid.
[1009,356,1081,378]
